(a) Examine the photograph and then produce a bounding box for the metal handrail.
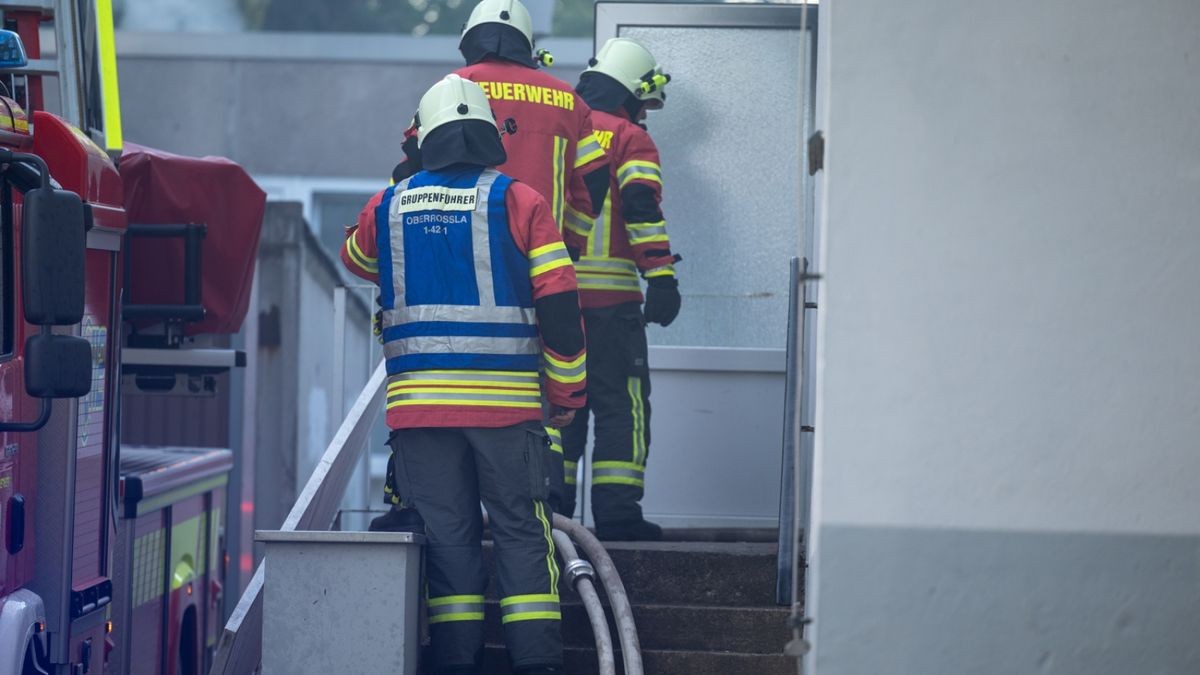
[209,361,386,675]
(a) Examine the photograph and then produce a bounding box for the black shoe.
[595,518,663,542]
[368,506,426,534]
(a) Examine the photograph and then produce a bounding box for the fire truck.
[0,2,264,674]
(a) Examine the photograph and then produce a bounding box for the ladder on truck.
[1,0,122,153]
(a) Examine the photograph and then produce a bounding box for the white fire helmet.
[416,74,496,147]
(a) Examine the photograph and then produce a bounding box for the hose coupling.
[564,558,596,586]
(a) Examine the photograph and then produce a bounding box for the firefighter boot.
[596,518,663,542]
[368,505,426,534]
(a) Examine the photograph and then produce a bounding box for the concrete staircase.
[479,537,796,674]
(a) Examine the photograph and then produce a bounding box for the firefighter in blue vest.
[342,74,584,675]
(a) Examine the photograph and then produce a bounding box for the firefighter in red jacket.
[559,38,681,541]
[342,74,583,675]
[369,0,608,530]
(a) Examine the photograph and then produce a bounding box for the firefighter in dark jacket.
[560,38,681,541]
[341,74,585,675]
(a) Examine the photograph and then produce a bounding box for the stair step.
[484,541,781,607]
[482,601,790,654]
[480,644,796,675]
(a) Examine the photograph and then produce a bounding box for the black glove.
[643,276,681,327]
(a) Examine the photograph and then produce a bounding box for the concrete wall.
[115,32,590,180]
[808,1,1200,673]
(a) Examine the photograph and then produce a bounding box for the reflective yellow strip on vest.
[528,241,573,277]
[389,370,541,388]
[626,220,670,246]
[500,593,561,624]
[427,594,485,624]
[575,133,605,168]
[617,160,662,188]
[563,204,594,235]
[593,460,645,487]
[543,352,585,384]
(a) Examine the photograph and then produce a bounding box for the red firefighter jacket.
[456,58,609,227]
[563,109,675,308]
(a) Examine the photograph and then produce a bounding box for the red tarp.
[119,143,266,336]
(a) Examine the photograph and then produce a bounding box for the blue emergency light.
[0,30,29,69]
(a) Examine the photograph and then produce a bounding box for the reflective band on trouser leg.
[500,594,561,624]
[592,461,645,488]
[629,376,647,464]
[563,460,578,486]
[427,595,485,624]
[546,427,563,454]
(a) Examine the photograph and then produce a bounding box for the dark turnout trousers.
[390,422,562,671]
[560,302,652,525]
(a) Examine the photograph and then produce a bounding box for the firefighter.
[559,38,681,541]
[342,74,584,675]
[370,0,609,526]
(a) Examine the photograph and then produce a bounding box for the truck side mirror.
[22,187,86,325]
[24,332,92,398]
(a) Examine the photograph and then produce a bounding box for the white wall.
[808,1,1200,672]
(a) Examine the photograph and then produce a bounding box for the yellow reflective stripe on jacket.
[593,460,645,487]
[528,241,572,277]
[563,204,594,235]
[427,594,485,623]
[543,352,586,384]
[574,256,640,291]
[617,160,662,187]
[626,220,670,246]
[344,236,378,273]
[552,136,567,228]
[575,133,605,168]
[499,593,561,624]
[643,264,676,279]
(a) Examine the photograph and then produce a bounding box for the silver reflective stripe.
[590,197,611,257]
[388,176,415,303]
[564,208,593,233]
[618,163,662,184]
[627,222,668,238]
[594,467,644,480]
[500,601,561,617]
[530,246,571,270]
[383,305,536,326]
[577,138,603,160]
[544,356,585,379]
[576,274,641,290]
[384,335,539,359]
[576,257,638,275]
[390,371,539,385]
[472,169,499,308]
[389,391,541,404]
[428,601,484,617]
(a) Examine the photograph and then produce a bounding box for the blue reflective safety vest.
[376,166,540,377]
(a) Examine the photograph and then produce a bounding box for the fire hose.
[553,528,617,675]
